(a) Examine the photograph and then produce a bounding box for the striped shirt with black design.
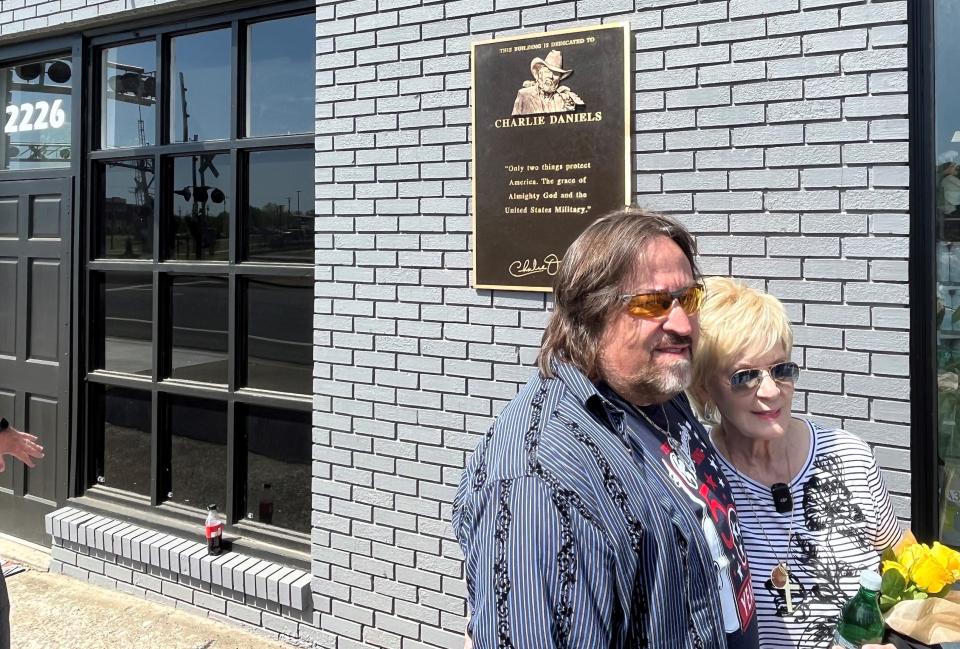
[712,419,903,649]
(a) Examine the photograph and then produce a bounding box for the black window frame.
[79,0,314,560]
[909,0,946,543]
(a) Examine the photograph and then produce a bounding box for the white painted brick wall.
[315,1,909,648]
[0,0,911,647]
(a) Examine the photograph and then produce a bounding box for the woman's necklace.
[719,431,798,614]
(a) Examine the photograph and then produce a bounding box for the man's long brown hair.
[537,206,701,378]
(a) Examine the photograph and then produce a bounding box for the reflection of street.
[102,422,150,495]
[101,421,310,534]
[103,279,310,393]
[103,338,152,375]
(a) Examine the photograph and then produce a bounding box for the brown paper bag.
[884,591,960,644]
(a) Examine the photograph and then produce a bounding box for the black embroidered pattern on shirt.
[551,489,577,649]
[523,379,550,473]
[557,413,651,645]
[764,453,872,648]
[521,381,597,527]
[494,478,515,649]
[472,421,498,491]
[557,413,644,552]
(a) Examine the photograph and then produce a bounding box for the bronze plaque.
[471,24,630,291]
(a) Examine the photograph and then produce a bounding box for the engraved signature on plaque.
[508,254,561,278]
[512,49,584,116]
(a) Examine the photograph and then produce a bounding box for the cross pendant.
[783,572,795,614]
[771,562,795,614]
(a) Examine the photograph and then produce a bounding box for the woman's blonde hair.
[689,276,793,425]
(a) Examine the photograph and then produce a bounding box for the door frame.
[0,33,83,545]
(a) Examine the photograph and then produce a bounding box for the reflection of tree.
[172,154,229,260]
[247,201,314,258]
[105,158,154,258]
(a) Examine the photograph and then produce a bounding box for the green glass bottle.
[833,570,885,648]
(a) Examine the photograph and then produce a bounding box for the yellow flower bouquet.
[880,541,960,645]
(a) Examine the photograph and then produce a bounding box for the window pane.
[99,158,155,259]
[170,29,230,142]
[936,0,960,550]
[167,395,226,510]
[168,153,231,261]
[170,276,228,384]
[97,385,151,496]
[0,56,72,171]
[245,277,311,394]
[102,42,156,148]
[247,15,313,137]
[99,272,153,376]
[244,406,310,533]
[244,148,314,263]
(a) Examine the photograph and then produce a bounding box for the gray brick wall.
[0,0,912,647]
[315,1,909,647]
[0,0,227,36]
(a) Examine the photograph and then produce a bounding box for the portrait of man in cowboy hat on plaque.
[511,49,584,116]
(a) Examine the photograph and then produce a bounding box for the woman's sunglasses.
[729,361,800,393]
[619,284,704,319]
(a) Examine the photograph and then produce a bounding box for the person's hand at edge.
[0,423,43,472]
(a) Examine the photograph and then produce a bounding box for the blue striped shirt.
[453,362,756,649]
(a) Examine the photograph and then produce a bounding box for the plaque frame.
[470,23,632,292]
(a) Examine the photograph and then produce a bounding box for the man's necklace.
[633,403,678,448]
[720,434,798,614]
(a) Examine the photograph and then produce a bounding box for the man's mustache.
[659,334,693,348]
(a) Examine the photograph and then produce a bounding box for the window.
[101,41,155,149]
[170,29,230,143]
[168,153,231,261]
[98,158,155,259]
[933,1,960,551]
[247,15,314,137]
[244,148,313,263]
[95,385,151,496]
[0,55,73,170]
[85,5,313,542]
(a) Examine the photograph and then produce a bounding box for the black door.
[0,177,72,545]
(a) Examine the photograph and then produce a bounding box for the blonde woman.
[689,277,904,649]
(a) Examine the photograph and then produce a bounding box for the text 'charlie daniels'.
[494,112,602,128]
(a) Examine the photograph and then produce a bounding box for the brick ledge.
[44,507,312,612]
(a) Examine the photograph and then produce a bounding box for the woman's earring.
[704,401,718,421]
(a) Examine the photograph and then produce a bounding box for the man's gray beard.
[623,359,692,405]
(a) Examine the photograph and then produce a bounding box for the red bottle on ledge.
[205,504,223,556]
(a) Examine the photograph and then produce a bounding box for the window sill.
[45,505,313,611]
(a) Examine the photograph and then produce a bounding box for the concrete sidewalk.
[1,536,292,649]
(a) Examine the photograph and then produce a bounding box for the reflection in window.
[170,276,227,384]
[99,159,154,259]
[245,277,311,394]
[936,0,960,550]
[245,148,313,263]
[247,14,314,137]
[102,42,156,149]
[0,56,72,171]
[168,395,226,510]
[245,406,310,533]
[99,273,153,376]
[168,153,230,261]
[170,29,230,142]
[98,386,151,496]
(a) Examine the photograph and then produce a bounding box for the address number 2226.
[4,99,66,133]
